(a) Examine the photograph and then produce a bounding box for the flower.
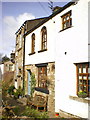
[78,90,87,98]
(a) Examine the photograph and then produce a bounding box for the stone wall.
[24,62,55,113]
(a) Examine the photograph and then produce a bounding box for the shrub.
[13,106,20,116]
[21,106,49,118]
[7,85,15,95]
[31,73,36,97]
[14,86,24,99]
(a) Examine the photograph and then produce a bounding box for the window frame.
[41,26,47,51]
[31,33,35,54]
[38,66,47,88]
[76,63,90,97]
[61,10,72,30]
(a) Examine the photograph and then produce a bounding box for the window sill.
[38,49,47,53]
[69,95,90,104]
[59,26,73,32]
[35,87,49,94]
[28,52,35,55]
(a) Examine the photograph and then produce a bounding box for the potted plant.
[77,90,87,98]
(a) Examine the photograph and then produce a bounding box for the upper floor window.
[76,63,90,97]
[61,10,72,30]
[41,26,47,51]
[31,33,35,53]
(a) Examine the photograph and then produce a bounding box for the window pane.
[83,68,86,73]
[88,68,90,73]
[79,76,82,79]
[79,68,81,73]
[88,80,90,85]
[83,80,87,85]
[79,80,82,85]
[88,86,90,92]
[66,21,70,27]
[66,16,69,20]
[83,76,87,80]
[63,18,66,21]
[78,85,83,91]
[63,23,66,29]
[83,86,87,92]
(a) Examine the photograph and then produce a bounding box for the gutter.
[24,1,75,36]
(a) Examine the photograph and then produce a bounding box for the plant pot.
[78,94,87,98]
[55,113,59,117]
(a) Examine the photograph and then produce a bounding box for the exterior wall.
[88,1,90,61]
[25,18,56,65]
[55,0,90,118]
[14,27,25,89]
[0,64,4,80]
[24,0,89,118]
[25,62,55,113]
[4,61,15,73]
[2,60,15,86]
[25,13,56,114]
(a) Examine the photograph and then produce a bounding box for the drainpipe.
[22,26,26,94]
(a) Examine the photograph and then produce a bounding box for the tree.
[2,55,10,63]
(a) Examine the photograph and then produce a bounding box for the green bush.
[14,86,24,99]
[7,85,15,95]
[13,106,20,116]
[31,73,36,97]
[21,106,49,118]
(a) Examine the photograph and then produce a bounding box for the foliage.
[12,106,20,116]
[21,106,49,118]
[78,90,87,98]
[7,85,15,95]
[2,71,14,96]
[14,86,24,99]
[2,55,10,63]
[2,78,12,96]
[31,73,36,96]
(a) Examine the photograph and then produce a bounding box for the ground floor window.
[38,66,47,88]
[76,63,90,97]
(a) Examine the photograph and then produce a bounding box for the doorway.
[27,70,31,95]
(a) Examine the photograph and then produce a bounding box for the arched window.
[31,33,35,53]
[41,26,47,50]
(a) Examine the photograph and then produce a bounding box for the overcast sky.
[1,0,71,57]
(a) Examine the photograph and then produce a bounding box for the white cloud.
[2,13,35,57]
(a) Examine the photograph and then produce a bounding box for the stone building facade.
[14,18,46,89]
[25,62,55,113]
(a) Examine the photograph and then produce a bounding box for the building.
[14,18,46,89]
[15,0,90,118]
[0,63,4,81]
[0,52,15,90]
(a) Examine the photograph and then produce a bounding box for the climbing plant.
[31,73,36,97]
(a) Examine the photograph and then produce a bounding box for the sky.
[1,0,71,57]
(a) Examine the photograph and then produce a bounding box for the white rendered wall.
[25,0,90,118]
[25,19,56,65]
[55,0,89,118]
[0,64,4,80]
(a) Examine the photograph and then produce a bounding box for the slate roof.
[24,1,75,36]
[16,0,75,36]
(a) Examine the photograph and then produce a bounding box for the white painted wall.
[25,0,90,118]
[55,0,90,118]
[25,19,56,65]
[0,64,4,80]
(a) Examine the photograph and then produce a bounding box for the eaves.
[24,1,75,36]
